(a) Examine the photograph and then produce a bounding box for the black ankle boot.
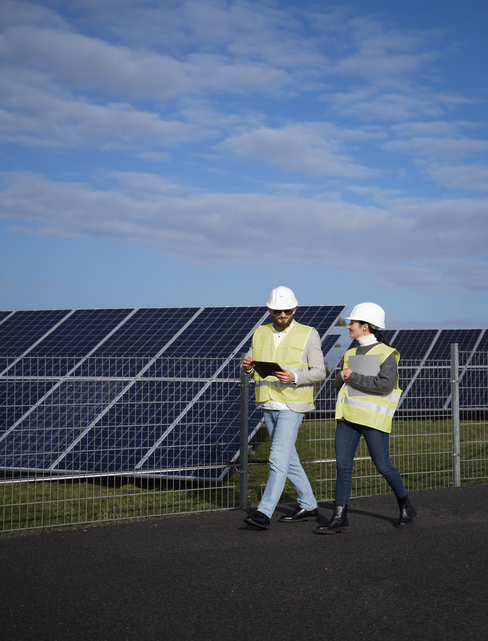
[314,503,350,535]
[395,494,416,527]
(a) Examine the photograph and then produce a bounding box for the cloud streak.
[1,172,487,293]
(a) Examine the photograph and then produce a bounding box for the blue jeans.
[257,409,318,518]
[335,419,407,505]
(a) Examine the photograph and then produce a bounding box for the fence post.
[239,360,250,510]
[451,343,461,487]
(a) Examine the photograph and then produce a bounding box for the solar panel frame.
[0,311,16,325]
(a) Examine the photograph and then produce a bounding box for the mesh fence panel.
[1,352,487,533]
[0,356,242,533]
[246,354,487,505]
[458,350,488,483]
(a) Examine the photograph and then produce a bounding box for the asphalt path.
[1,484,487,641]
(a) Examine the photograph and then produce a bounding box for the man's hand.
[243,357,255,371]
[274,369,296,384]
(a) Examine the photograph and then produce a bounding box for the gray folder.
[347,354,381,396]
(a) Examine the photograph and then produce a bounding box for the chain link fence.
[1,349,487,534]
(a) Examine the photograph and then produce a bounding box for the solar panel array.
[316,328,488,412]
[0,305,346,480]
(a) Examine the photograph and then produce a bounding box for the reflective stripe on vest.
[335,343,401,433]
[253,323,314,405]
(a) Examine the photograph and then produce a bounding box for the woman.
[314,302,416,534]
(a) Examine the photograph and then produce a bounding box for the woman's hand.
[341,368,353,381]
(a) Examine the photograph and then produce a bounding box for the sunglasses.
[271,309,295,315]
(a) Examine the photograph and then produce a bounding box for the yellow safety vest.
[335,343,401,433]
[253,323,314,405]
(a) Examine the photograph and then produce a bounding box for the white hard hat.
[345,302,386,329]
[267,286,298,310]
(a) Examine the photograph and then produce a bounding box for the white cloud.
[426,164,488,191]
[322,87,445,122]
[0,0,67,29]
[0,26,191,100]
[445,259,488,292]
[347,185,406,204]
[1,172,487,295]
[109,172,185,197]
[392,120,483,138]
[59,0,325,70]
[137,151,172,162]
[0,0,455,107]
[373,265,448,293]
[179,99,267,133]
[334,40,438,82]
[219,123,380,178]
[385,120,488,161]
[328,14,441,81]
[383,136,488,160]
[0,70,213,148]
[383,196,488,258]
[0,24,291,101]
[373,259,488,294]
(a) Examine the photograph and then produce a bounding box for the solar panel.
[0,311,15,324]
[2,309,485,480]
[0,305,346,480]
[398,367,452,411]
[0,309,74,374]
[396,329,486,410]
[293,306,346,336]
[321,334,341,357]
[0,379,128,470]
[459,367,488,408]
[389,329,440,360]
[0,380,57,435]
[91,307,200,356]
[57,379,206,473]
[475,330,488,352]
[163,306,266,357]
[0,309,73,357]
[135,379,241,477]
[314,328,488,413]
[426,329,482,362]
[33,309,135,356]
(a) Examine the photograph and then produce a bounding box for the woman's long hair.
[358,321,391,347]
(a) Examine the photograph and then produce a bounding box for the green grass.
[0,478,237,535]
[1,417,487,535]
[242,417,488,506]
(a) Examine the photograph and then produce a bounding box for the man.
[242,286,326,529]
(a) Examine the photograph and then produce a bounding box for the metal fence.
[1,348,487,534]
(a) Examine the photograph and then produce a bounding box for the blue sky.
[1,0,487,329]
